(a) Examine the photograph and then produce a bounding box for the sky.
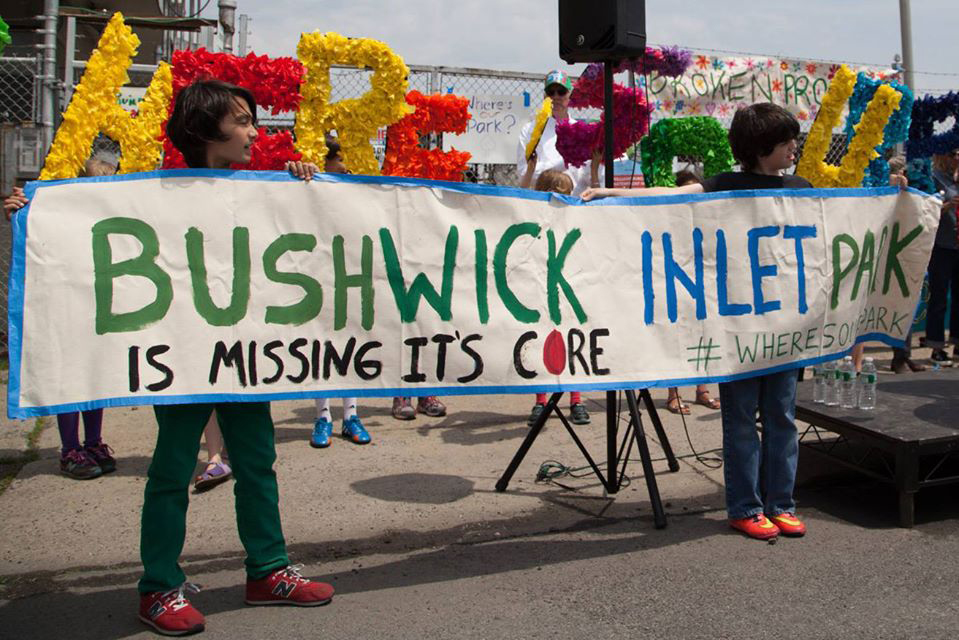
[211,1,959,96]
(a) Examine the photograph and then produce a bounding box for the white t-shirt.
[515,116,600,197]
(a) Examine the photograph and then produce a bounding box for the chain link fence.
[0,52,45,348]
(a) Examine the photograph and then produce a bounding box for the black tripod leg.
[626,390,667,529]
[606,390,618,491]
[640,388,680,472]
[495,392,563,492]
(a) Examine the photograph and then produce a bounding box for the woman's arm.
[518,152,537,189]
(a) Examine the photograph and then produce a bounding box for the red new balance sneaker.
[768,512,807,537]
[245,565,334,606]
[138,583,204,636]
[729,514,780,540]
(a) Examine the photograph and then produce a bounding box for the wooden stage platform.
[795,368,959,526]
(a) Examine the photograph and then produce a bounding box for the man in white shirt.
[515,70,600,197]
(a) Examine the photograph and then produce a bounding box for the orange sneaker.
[729,514,780,540]
[768,512,806,537]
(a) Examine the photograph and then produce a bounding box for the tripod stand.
[497,59,679,528]
[495,389,679,528]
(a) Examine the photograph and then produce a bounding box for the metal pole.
[62,16,75,111]
[218,0,237,54]
[898,0,916,90]
[603,61,614,188]
[237,14,249,56]
[40,0,59,155]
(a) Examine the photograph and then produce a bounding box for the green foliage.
[640,116,734,187]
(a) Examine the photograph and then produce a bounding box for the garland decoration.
[161,48,305,169]
[169,48,304,113]
[0,16,11,55]
[843,73,914,187]
[796,64,901,188]
[524,97,552,161]
[557,45,693,167]
[640,116,733,187]
[904,92,959,192]
[905,91,959,158]
[41,13,173,179]
[381,91,471,181]
[906,156,936,194]
[296,32,410,175]
[107,62,173,173]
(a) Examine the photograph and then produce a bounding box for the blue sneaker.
[342,415,371,444]
[311,418,333,448]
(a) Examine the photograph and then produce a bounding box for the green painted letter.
[379,226,458,322]
[333,235,374,330]
[186,226,251,326]
[493,222,541,324]
[92,217,172,334]
[547,228,587,324]
[262,233,322,325]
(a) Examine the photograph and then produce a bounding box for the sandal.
[194,460,232,492]
[665,396,691,415]
[695,390,721,410]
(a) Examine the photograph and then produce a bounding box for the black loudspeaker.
[558,0,646,63]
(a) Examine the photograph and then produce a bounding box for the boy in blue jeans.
[138,80,334,636]
[583,103,810,540]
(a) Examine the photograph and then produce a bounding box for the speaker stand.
[495,390,678,529]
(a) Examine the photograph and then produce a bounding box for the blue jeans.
[718,369,799,519]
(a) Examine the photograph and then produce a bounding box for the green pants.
[138,402,289,593]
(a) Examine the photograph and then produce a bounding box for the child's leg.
[569,391,582,405]
[342,398,357,419]
[139,404,212,593]
[215,402,289,580]
[80,409,104,448]
[57,413,82,454]
[759,369,800,516]
[315,398,331,422]
[851,343,865,372]
[203,415,225,464]
[717,377,763,519]
[535,393,547,404]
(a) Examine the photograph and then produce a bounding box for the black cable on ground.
[534,391,723,487]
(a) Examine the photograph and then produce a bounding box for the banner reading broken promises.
[7,172,940,417]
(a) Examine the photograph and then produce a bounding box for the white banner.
[644,54,898,127]
[7,172,939,418]
[442,95,529,164]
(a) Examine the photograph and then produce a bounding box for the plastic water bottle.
[823,359,839,406]
[858,357,878,410]
[812,364,826,403]
[839,356,858,409]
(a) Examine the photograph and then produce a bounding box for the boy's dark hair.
[166,80,257,168]
[325,134,341,161]
[728,103,799,171]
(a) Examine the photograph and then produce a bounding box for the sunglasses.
[545,86,568,97]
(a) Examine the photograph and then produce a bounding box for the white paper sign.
[442,95,529,164]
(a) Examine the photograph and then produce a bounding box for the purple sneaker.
[85,442,116,474]
[60,449,102,480]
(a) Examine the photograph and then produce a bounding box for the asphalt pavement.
[1,366,957,639]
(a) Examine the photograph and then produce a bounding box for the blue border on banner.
[5,172,920,419]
